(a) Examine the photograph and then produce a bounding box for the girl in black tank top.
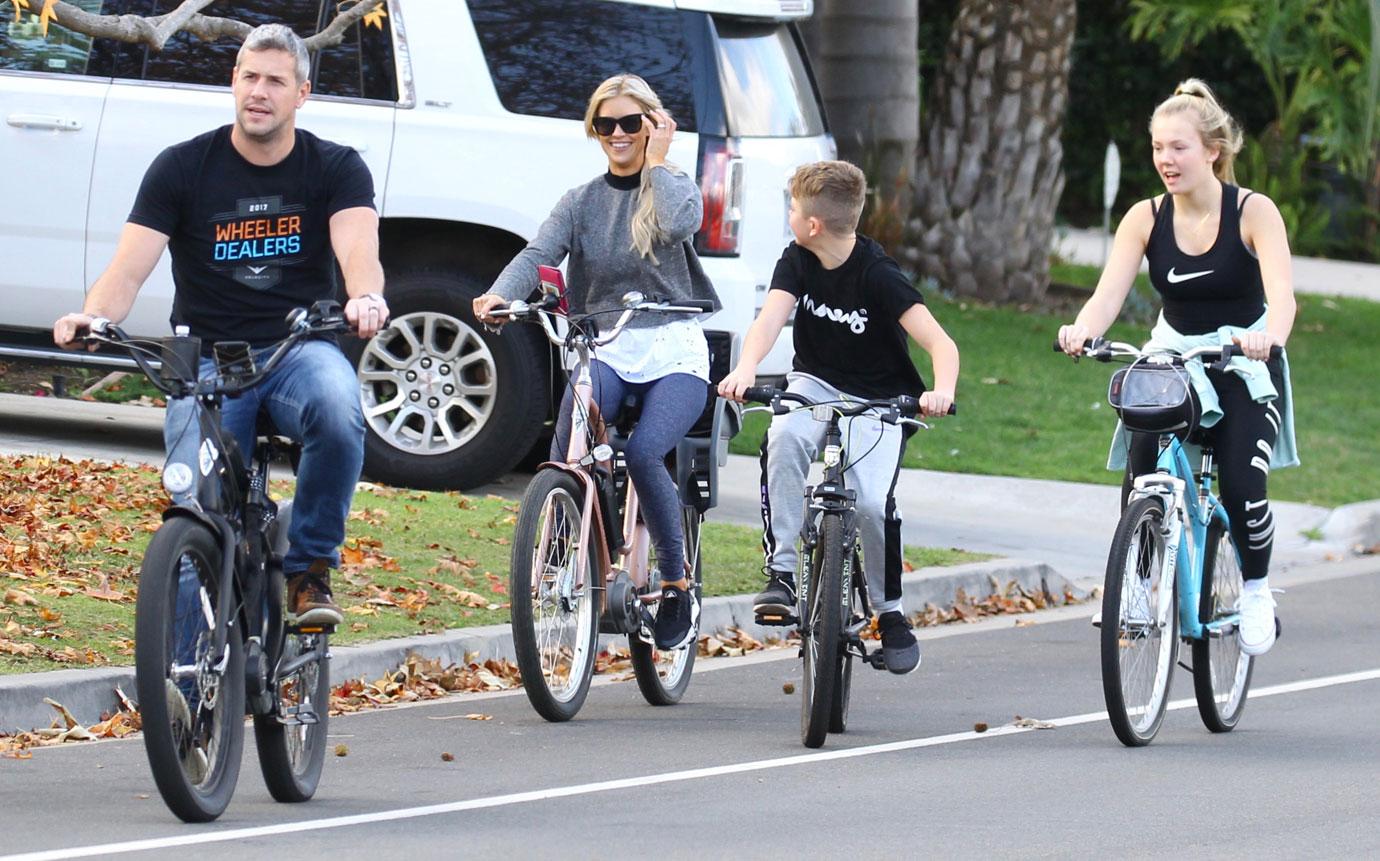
[1145,181,1266,334]
[1057,78,1299,658]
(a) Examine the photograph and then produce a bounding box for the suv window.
[468,0,698,132]
[0,0,103,75]
[66,0,401,100]
[713,19,822,138]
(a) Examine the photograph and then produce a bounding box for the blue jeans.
[163,339,365,575]
[551,361,706,575]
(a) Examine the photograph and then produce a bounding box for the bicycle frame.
[1128,434,1236,642]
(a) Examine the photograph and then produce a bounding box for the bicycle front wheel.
[1100,496,1179,747]
[631,504,702,706]
[828,547,863,734]
[802,513,845,748]
[1192,519,1254,732]
[135,518,245,822]
[510,469,600,722]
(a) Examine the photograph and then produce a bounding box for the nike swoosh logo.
[1166,267,1213,284]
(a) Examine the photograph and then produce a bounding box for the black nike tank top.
[1144,182,1265,335]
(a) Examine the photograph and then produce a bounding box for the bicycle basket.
[1108,361,1201,435]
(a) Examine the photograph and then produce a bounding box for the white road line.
[6,667,1379,861]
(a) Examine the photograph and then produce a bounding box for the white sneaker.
[1237,583,1277,656]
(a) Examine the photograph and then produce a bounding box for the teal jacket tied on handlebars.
[1107,310,1299,470]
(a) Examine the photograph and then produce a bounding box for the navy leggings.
[1124,362,1284,581]
[551,361,706,575]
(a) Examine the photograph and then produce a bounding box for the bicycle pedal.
[863,651,887,671]
[754,611,798,627]
[287,623,335,635]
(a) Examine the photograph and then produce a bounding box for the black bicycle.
[84,302,348,822]
[741,386,950,748]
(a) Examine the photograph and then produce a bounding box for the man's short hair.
[789,161,867,236]
[236,23,310,85]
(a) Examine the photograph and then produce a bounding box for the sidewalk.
[1052,226,1380,301]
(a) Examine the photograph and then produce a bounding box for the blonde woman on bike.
[1057,78,1299,656]
[474,73,720,651]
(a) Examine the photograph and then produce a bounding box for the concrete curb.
[0,558,1075,732]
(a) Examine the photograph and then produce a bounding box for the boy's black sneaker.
[753,571,797,616]
[653,585,700,650]
[878,611,921,675]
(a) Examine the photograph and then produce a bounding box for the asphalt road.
[2,560,1376,859]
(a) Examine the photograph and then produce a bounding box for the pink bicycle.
[492,283,731,721]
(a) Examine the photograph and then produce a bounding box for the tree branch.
[34,0,383,53]
[303,0,385,52]
[150,0,218,50]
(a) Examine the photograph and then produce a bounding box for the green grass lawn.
[0,458,985,674]
[733,268,1379,509]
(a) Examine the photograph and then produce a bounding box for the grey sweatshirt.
[488,165,721,328]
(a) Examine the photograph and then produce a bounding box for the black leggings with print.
[1122,360,1285,581]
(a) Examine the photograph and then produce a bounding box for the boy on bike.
[53,24,387,627]
[718,161,959,675]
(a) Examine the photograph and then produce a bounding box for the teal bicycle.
[1064,338,1280,747]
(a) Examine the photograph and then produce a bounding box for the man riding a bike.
[53,23,388,627]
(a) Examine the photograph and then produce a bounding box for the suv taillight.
[695,135,743,257]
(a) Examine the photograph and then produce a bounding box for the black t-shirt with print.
[770,234,926,399]
[128,125,375,347]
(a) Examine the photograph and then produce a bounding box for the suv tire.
[345,269,549,490]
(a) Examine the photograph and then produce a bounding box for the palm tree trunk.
[904,0,1077,303]
[800,1,919,248]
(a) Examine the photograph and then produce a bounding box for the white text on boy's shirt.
[801,293,869,334]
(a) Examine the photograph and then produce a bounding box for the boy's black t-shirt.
[770,234,926,399]
[128,125,375,346]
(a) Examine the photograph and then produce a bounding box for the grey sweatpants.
[759,372,909,615]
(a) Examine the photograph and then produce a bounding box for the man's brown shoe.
[287,560,344,626]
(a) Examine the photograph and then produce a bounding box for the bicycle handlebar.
[741,386,956,419]
[490,294,711,349]
[85,303,350,398]
[1053,337,1283,364]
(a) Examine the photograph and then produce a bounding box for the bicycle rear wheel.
[1100,496,1178,747]
[135,517,245,822]
[828,548,863,734]
[511,469,600,722]
[1192,519,1254,732]
[631,504,702,705]
[802,513,845,748]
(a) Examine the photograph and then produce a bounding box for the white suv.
[0,0,832,489]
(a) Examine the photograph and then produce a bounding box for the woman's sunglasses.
[592,113,648,137]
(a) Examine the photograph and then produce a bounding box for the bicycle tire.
[631,504,702,705]
[135,518,245,822]
[828,547,863,734]
[510,468,600,722]
[802,513,845,748]
[1192,519,1254,732]
[1100,496,1178,747]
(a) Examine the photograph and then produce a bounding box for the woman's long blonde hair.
[583,74,680,262]
[1151,78,1244,184]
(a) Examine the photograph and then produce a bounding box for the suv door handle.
[7,114,83,131]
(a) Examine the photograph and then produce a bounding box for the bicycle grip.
[742,386,777,405]
[673,299,716,312]
[1221,343,1284,361]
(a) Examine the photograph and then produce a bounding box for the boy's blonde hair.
[790,160,866,236]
